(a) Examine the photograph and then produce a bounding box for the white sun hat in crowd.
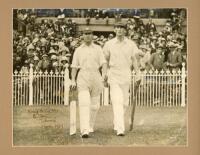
[51,55,57,60]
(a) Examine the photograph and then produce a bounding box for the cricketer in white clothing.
[71,27,107,138]
[103,22,140,136]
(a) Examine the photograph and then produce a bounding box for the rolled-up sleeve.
[71,49,80,69]
[99,48,107,66]
[102,42,110,62]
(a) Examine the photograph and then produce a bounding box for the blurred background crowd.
[13,8,187,73]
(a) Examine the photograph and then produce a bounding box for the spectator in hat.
[58,46,70,65]
[49,37,56,46]
[149,44,166,71]
[163,22,172,34]
[103,22,140,136]
[37,54,51,72]
[51,61,60,73]
[27,51,35,65]
[166,43,182,71]
[50,54,58,70]
[40,45,47,57]
[60,56,70,71]
[57,38,65,48]
[146,18,157,34]
[47,27,55,36]
[22,37,30,46]
[105,16,109,25]
[172,29,180,40]
[108,33,114,40]
[17,9,28,35]
[150,35,157,54]
[27,42,35,52]
[13,54,23,72]
[48,19,54,29]
[70,27,107,138]
[60,46,69,56]
[160,37,166,47]
[139,45,151,70]
[86,15,91,25]
[157,32,164,43]
[131,33,140,46]
[21,60,30,73]
[32,56,40,70]
[49,47,57,56]
[170,12,181,31]
[53,44,59,53]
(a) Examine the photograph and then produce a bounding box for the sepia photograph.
[12,8,187,146]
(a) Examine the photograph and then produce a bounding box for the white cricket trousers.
[110,83,129,134]
[78,90,100,135]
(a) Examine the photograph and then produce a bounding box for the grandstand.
[13,9,187,36]
[13,8,187,71]
[13,8,187,106]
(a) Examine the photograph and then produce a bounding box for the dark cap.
[42,54,48,57]
[82,27,93,34]
[114,22,126,28]
[169,42,178,48]
[133,16,140,19]
[157,44,163,49]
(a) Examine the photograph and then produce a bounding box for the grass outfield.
[13,105,187,146]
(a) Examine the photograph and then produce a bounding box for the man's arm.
[173,52,182,67]
[70,48,79,89]
[131,43,141,81]
[101,63,108,87]
[70,67,78,89]
[131,55,140,81]
[167,52,182,67]
[102,43,110,82]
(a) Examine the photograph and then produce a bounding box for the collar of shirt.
[113,37,128,44]
[81,42,96,48]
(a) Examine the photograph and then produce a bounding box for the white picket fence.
[13,63,187,107]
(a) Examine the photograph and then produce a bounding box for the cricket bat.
[70,100,76,135]
[103,87,109,106]
[103,77,109,106]
[129,78,141,131]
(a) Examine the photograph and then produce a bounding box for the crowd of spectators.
[15,8,186,19]
[125,14,187,71]
[13,9,187,73]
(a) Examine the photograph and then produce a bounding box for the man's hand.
[70,80,77,91]
[169,63,175,67]
[135,74,141,82]
[102,74,108,87]
[71,68,78,91]
[102,74,108,81]
[130,65,134,71]
[166,62,175,67]
[151,67,155,71]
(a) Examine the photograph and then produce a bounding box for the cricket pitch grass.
[13,105,187,146]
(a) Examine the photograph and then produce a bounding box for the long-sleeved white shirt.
[103,37,139,84]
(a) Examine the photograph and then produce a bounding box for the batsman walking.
[103,22,140,136]
[70,27,107,138]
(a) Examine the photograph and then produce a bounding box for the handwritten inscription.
[28,109,59,113]
[27,107,66,143]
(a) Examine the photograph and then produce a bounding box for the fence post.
[29,64,33,106]
[181,63,186,107]
[64,66,70,106]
